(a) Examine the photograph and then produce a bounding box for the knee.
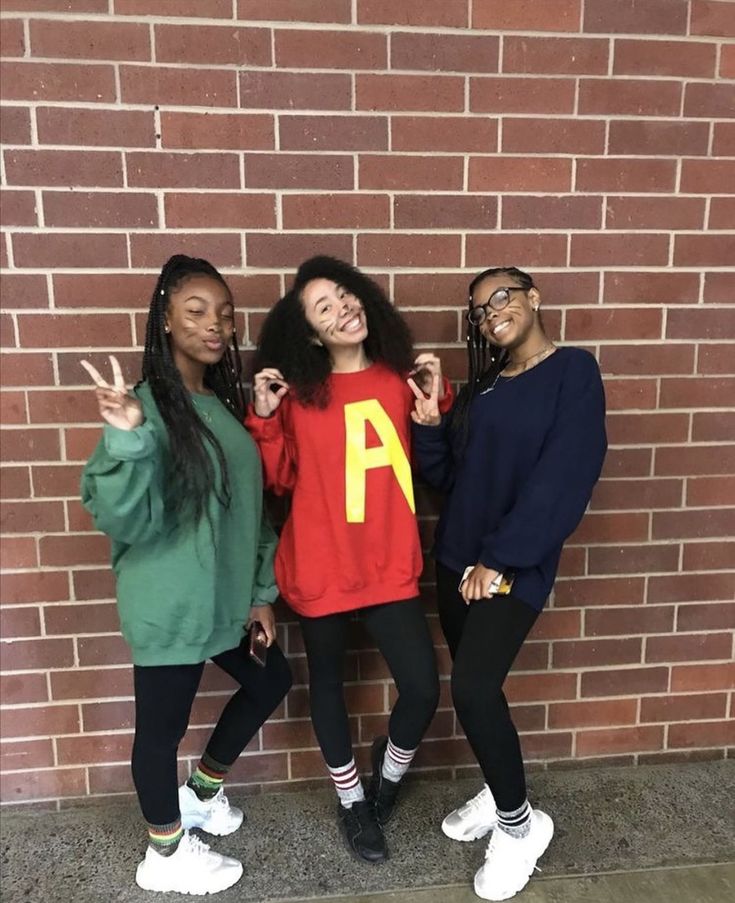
[451,665,503,720]
[400,669,440,718]
[265,649,293,707]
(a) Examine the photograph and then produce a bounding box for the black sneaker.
[368,735,401,825]
[337,799,387,863]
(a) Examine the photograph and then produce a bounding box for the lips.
[203,338,224,351]
[491,319,512,337]
[340,313,364,333]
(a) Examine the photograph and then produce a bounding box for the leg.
[436,560,470,659]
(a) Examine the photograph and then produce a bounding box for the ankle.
[147,819,183,857]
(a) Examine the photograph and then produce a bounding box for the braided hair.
[448,266,535,457]
[141,254,246,526]
[253,256,415,407]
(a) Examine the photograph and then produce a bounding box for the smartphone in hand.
[248,622,268,667]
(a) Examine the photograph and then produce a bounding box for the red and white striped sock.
[328,758,365,808]
[381,738,416,783]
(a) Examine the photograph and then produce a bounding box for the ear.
[163,316,171,334]
[528,288,541,311]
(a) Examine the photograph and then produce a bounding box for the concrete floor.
[1,760,733,903]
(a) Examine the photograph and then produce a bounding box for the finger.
[109,355,126,393]
[414,353,437,368]
[80,360,109,388]
[430,372,440,401]
[406,377,426,401]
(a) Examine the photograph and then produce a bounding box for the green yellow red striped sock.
[147,819,183,857]
[187,752,230,801]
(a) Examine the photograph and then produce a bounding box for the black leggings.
[436,562,540,812]
[299,597,439,769]
[132,637,292,825]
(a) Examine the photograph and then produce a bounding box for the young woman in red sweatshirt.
[246,256,451,863]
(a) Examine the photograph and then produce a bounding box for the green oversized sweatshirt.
[81,383,278,667]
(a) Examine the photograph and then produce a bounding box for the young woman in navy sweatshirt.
[410,267,607,902]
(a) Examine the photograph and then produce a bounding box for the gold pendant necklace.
[480,344,555,395]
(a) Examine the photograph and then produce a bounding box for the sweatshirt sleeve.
[251,512,279,606]
[244,400,297,495]
[81,420,165,546]
[412,415,456,493]
[479,355,607,572]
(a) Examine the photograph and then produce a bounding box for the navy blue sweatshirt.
[412,347,607,612]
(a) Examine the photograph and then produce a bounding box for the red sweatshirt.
[245,363,451,617]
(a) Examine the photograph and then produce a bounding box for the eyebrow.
[183,294,233,308]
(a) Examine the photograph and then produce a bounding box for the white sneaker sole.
[135,860,243,895]
[473,813,554,902]
[441,816,497,842]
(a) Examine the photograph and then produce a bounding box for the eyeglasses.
[466,287,528,327]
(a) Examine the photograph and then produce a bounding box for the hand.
[412,353,445,401]
[408,370,441,426]
[81,355,143,432]
[247,604,276,646]
[253,368,289,418]
[460,563,501,604]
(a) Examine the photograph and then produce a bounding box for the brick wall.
[1,0,734,807]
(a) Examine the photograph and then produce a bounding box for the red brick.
[81,699,134,732]
[245,153,353,190]
[642,692,728,723]
[703,273,735,305]
[44,601,118,636]
[120,0,232,13]
[604,272,699,306]
[0,466,32,501]
[613,38,717,77]
[77,634,130,667]
[647,632,733,664]
[0,61,116,103]
[681,160,735,195]
[505,672,578,703]
[579,78,681,115]
[663,379,735,412]
[603,380,658,412]
[0,189,38,227]
[576,158,676,193]
[721,43,735,78]
[121,65,236,108]
[557,545,586,576]
[4,149,123,187]
[669,720,735,750]
[1,275,47,310]
[0,606,41,638]
[30,463,81,498]
[164,192,275,230]
[668,309,734,340]
[709,198,735,231]
[671,662,735,692]
[586,606,675,637]
[588,544,679,576]
[238,0,350,21]
[1,767,87,802]
[246,233,353,269]
[129,232,242,269]
[606,196,705,231]
[0,106,31,144]
[553,637,642,668]
[357,234,461,269]
[391,32,498,72]
[566,308,662,342]
[529,272,602,306]
[1,499,65,533]
[40,533,109,567]
[275,28,385,70]
[394,273,471,308]
[0,637,74,671]
[72,568,115,601]
[359,0,468,27]
[591,478,683,512]
[687,477,735,507]
[549,699,638,729]
[12,232,127,270]
[675,235,735,268]
[473,0,581,31]
[577,725,664,757]
[57,733,132,766]
[678,603,735,635]
[283,193,389,230]
[502,117,604,155]
[360,155,463,191]
[279,115,387,152]
[0,429,60,464]
[471,76,575,114]
[0,18,25,57]
[67,500,94,533]
[43,191,157,229]
[356,74,464,112]
[36,107,155,148]
[600,346,694,379]
[4,0,108,8]
[581,666,669,697]
[0,739,54,771]
[611,121,710,158]
[52,274,152,310]
[392,115,496,153]
[691,0,735,36]
[657,445,735,479]
[649,572,735,605]
[0,670,47,705]
[585,0,688,33]
[30,19,150,61]
[51,665,132,702]
[684,83,735,118]
[160,111,273,151]
[504,36,608,74]
[401,310,460,344]
[18,313,132,350]
[465,234,568,269]
[126,151,239,190]
[241,70,350,110]
[519,731,573,761]
[395,195,497,230]
[571,511,649,545]
[0,536,38,568]
[470,157,573,193]
[156,24,270,66]
[698,344,735,374]
[570,233,669,268]
[683,540,735,571]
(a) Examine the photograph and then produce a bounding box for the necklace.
[479,344,556,395]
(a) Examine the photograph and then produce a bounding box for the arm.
[479,357,607,572]
[244,401,297,494]
[411,415,456,492]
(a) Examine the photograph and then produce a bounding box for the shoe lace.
[460,785,493,817]
[210,788,230,812]
[184,832,211,858]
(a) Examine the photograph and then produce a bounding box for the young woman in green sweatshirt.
[81,255,292,896]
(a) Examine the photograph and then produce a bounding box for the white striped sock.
[381,738,416,783]
[328,758,365,807]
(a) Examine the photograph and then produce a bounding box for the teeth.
[492,321,510,335]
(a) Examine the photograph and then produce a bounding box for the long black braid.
[448,266,535,457]
[141,254,246,527]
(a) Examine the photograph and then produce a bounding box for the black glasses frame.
[466,287,529,326]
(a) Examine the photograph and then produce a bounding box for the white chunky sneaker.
[441,784,498,841]
[473,809,554,901]
[179,784,244,836]
[135,830,243,895]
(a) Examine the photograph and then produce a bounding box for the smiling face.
[470,274,542,352]
[300,277,368,351]
[164,274,235,376]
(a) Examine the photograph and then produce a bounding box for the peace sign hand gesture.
[80,355,143,432]
[408,370,441,427]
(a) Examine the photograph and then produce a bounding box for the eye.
[186,308,204,316]
[319,303,331,316]
[221,310,234,320]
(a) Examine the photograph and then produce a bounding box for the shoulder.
[555,347,603,385]
[132,382,165,426]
